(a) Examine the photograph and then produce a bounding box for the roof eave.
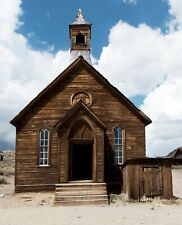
[78,58,152,126]
[10,57,84,127]
[10,56,152,127]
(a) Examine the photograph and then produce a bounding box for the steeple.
[69,9,92,64]
[72,9,90,25]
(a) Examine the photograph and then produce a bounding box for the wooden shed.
[122,158,173,201]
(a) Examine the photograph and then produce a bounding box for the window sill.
[114,164,123,167]
[37,165,51,168]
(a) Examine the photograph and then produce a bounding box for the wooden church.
[11,9,173,204]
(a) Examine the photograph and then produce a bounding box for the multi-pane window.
[114,127,124,165]
[39,128,49,166]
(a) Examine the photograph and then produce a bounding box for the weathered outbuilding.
[122,158,173,201]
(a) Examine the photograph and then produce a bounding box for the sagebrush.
[0,177,8,184]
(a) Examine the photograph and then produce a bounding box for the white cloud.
[96,22,166,97]
[1,0,182,158]
[122,0,138,5]
[0,0,23,38]
[96,0,182,156]
[0,0,70,149]
[141,76,182,156]
[168,0,182,30]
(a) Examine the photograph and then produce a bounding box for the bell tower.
[69,9,92,64]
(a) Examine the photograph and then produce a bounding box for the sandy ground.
[0,196,182,225]
[0,175,182,225]
[0,152,182,225]
[0,203,182,225]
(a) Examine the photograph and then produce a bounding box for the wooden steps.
[54,182,108,205]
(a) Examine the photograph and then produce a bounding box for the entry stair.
[54,182,108,205]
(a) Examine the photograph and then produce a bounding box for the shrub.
[0,177,8,184]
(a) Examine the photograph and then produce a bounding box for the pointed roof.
[55,100,106,130]
[166,147,182,159]
[71,9,91,25]
[10,56,152,127]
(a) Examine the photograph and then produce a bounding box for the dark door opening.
[70,143,92,180]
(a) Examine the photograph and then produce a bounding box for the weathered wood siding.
[70,25,91,50]
[15,65,146,191]
[123,162,173,200]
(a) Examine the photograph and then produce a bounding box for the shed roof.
[166,147,182,159]
[123,157,182,166]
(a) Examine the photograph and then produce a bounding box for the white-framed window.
[39,128,49,166]
[114,127,124,165]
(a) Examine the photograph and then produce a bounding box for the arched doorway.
[69,120,94,181]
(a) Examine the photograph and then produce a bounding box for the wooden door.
[70,143,93,180]
[142,167,162,197]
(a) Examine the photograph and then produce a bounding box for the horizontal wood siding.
[15,130,59,188]
[15,65,146,190]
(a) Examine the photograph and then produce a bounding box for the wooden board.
[14,62,147,191]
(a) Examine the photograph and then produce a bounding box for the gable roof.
[10,56,152,127]
[166,147,182,159]
[55,100,106,130]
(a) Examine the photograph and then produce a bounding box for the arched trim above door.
[69,119,94,141]
[55,100,106,183]
[54,100,106,132]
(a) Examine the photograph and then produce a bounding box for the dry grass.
[0,151,15,187]
[0,151,15,176]
[0,177,8,184]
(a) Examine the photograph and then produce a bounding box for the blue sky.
[18,0,170,107]
[19,0,169,58]
[1,0,182,156]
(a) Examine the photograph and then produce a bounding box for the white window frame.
[114,127,124,165]
[39,128,49,166]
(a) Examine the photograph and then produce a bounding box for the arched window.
[114,127,124,165]
[39,128,49,165]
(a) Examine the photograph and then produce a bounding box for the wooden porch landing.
[54,182,108,205]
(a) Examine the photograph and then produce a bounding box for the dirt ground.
[0,151,182,225]
[0,201,182,225]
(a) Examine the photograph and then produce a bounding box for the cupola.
[69,9,92,64]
